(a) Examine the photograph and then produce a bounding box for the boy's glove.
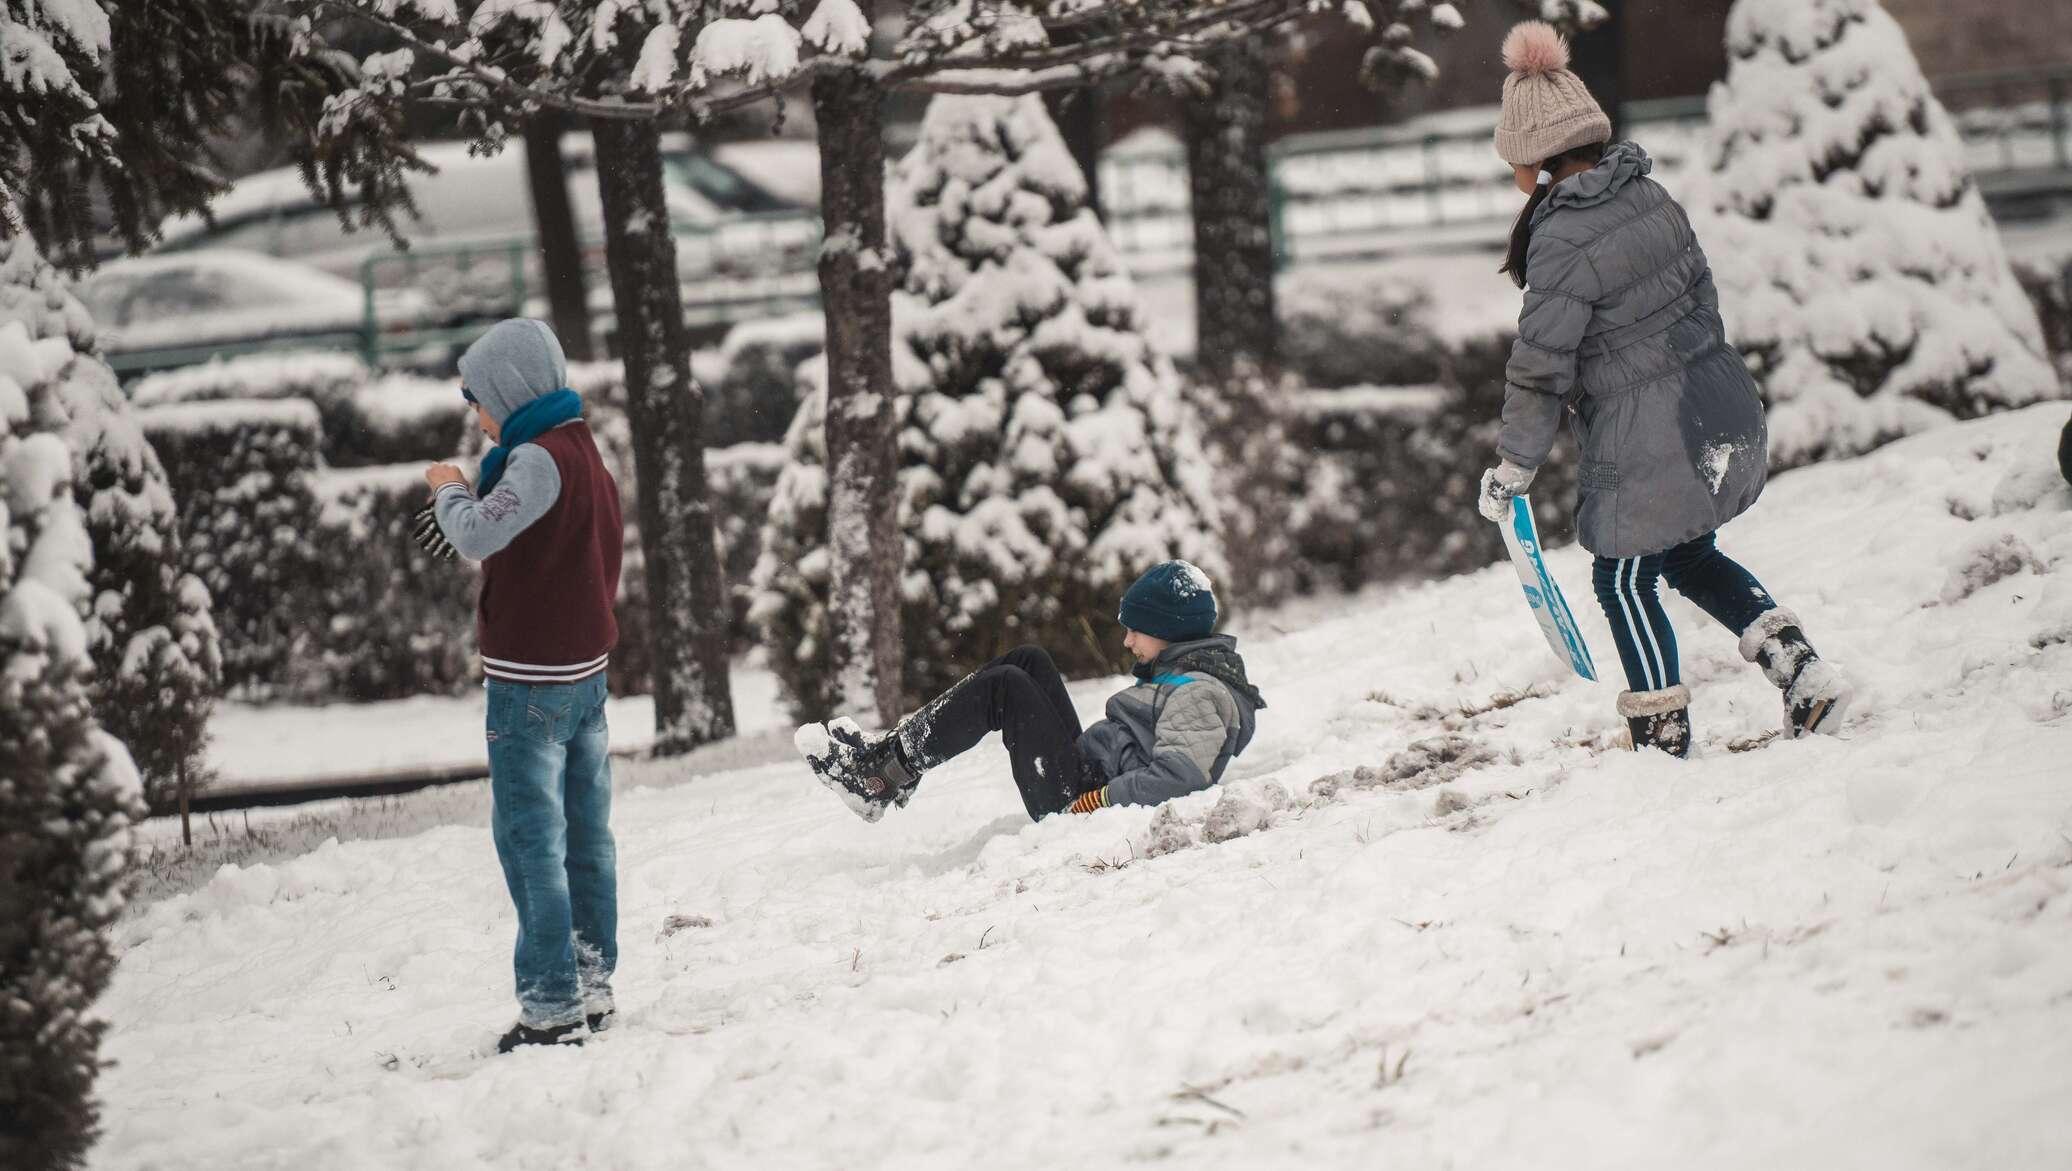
[410,505,458,561]
[1477,460,1536,523]
[1068,787,1110,815]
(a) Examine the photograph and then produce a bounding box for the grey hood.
[458,318,568,425]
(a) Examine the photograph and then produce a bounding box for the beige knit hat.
[1493,21,1612,167]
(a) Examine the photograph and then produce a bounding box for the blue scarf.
[477,388,583,495]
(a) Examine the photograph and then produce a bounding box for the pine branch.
[306,0,665,121]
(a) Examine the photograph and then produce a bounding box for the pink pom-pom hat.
[1494,21,1612,167]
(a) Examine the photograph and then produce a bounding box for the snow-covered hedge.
[708,313,822,447]
[753,95,1224,720]
[309,464,480,700]
[1278,268,1449,389]
[139,400,324,697]
[130,352,468,467]
[1200,336,1581,600]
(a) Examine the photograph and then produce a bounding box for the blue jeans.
[486,674,617,1028]
[1591,531,1779,693]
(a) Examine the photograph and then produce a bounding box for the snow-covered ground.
[98,406,2072,1169]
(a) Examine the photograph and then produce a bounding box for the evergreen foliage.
[0,236,218,812]
[0,238,144,1166]
[754,95,1223,719]
[1702,0,2060,467]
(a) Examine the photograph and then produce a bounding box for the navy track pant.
[1591,531,1779,693]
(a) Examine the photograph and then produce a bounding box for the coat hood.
[1536,141,1652,223]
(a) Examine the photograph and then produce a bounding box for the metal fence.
[1102,63,2072,273]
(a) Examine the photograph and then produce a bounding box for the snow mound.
[98,406,2072,1168]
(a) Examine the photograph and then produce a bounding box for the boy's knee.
[1003,644,1053,668]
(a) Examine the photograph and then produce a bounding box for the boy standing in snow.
[797,561,1265,822]
[422,319,624,1053]
[1474,22,1851,756]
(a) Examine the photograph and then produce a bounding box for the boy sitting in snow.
[796,561,1266,822]
[418,319,624,1055]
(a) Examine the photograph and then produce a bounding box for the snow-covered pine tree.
[1703,0,2059,468]
[754,94,1225,719]
[0,238,220,812]
[0,259,146,1170]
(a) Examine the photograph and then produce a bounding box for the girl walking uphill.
[422,319,624,1052]
[1474,22,1852,756]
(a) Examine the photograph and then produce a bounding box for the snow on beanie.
[1118,561,1217,642]
[457,318,568,425]
[1493,21,1613,168]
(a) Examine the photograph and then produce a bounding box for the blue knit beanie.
[1118,561,1217,642]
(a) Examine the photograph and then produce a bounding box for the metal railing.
[1101,63,2072,271]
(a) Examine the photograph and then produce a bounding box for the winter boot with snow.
[1740,609,1853,739]
[496,1020,585,1054]
[794,717,921,822]
[1617,684,1692,758]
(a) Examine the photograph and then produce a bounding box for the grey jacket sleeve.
[432,444,561,560]
[1104,681,1237,808]
[1496,235,1599,470]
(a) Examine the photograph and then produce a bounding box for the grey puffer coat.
[1497,142,1767,559]
[1078,635,1265,808]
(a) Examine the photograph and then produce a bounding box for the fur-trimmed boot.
[794,717,923,822]
[1618,684,1692,758]
[1739,608,1852,739]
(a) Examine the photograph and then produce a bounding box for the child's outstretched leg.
[1591,554,1691,757]
[1658,533,1852,738]
[798,646,1095,821]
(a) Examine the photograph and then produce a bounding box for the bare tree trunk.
[811,50,904,728]
[589,117,736,751]
[1183,38,1277,382]
[1042,29,1103,217]
[523,112,593,361]
[1568,0,1624,141]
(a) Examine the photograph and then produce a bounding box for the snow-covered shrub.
[1190,365,1309,605]
[0,236,219,813]
[709,443,784,650]
[2013,261,2072,387]
[753,95,1225,717]
[708,313,823,447]
[336,373,471,466]
[0,240,145,1171]
[306,465,479,700]
[1703,0,2060,469]
[128,351,466,467]
[139,400,324,696]
[1240,336,1579,594]
[1277,268,1448,389]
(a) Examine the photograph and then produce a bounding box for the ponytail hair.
[1500,141,1607,289]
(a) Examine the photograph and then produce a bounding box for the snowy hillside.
[97,406,2072,1170]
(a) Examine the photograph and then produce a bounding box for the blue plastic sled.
[1501,495,1598,682]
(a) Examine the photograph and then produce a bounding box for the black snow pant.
[897,645,1103,821]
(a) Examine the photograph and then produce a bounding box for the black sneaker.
[496,1021,584,1054]
[585,1010,614,1033]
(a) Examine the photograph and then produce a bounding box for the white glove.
[1477,461,1536,523]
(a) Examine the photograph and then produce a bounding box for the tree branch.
[308,0,665,121]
